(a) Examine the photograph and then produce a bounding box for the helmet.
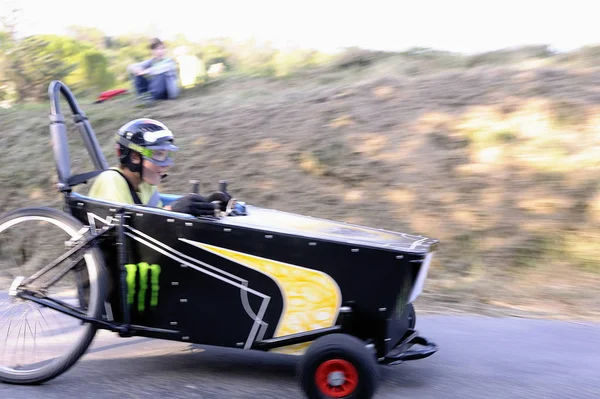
[115,119,179,172]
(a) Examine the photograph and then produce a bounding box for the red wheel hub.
[315,359,359,398]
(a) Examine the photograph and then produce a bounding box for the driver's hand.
[206,191,233,211]
[170,194,217,216]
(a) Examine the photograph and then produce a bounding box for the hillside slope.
[2,60,599,320]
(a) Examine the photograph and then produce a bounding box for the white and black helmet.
[116,118,179,169]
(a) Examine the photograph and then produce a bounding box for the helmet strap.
[118,145,144,179]
[126,157,144,180]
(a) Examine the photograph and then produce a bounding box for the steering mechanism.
[189,179,247,217]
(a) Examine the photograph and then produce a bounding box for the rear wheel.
[297,334,380,399]
[0,207,109,384]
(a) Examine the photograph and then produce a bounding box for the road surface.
[0,315,599,398]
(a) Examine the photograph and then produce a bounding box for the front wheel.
[296,334,380,399]
[0,206,109,384]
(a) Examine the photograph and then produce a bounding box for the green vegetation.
[3,6,600,106]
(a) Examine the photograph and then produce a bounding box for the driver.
[87,118,231,216]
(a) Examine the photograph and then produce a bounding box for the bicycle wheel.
[0,206,109,384]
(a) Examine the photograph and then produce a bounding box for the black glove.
[170,194,217,216]
[206,191,233,211]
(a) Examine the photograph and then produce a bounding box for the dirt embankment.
[2,61,600,320]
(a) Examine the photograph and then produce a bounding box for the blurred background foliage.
[3,5,600,105]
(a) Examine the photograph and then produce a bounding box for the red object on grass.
[95,88,129,103]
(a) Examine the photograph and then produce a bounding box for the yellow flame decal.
[186,241,342,354]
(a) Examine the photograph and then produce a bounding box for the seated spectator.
[127,38,180,104]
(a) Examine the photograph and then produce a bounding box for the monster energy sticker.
[125,262,161,312]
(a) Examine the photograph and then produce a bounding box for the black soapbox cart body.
[0,82,438,398]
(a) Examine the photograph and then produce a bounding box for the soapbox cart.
[0,81,439,398]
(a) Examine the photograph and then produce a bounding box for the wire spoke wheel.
[0,207,108,384]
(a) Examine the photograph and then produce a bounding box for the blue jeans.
[133,74,168,100]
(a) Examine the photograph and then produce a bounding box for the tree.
[65,25,108,49]
[199,42,233,69]
[81,50,116,91]
[4,36,76,102]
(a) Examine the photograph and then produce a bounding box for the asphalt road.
[0,314,598,399]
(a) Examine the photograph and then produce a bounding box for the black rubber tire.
[407,303,416,329]
[0,206,109,385]
[297,334,380,399]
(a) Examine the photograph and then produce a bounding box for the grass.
[1,55,600,321]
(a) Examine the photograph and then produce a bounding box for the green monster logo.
[125,262,161,312]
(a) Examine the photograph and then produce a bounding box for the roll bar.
[48,81,109,192]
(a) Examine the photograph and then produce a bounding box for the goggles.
[128,142,179,167]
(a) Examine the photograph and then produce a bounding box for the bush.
[81,50,116,91]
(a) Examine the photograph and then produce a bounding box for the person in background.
[127,38,181,105]
[174,45,204,88]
